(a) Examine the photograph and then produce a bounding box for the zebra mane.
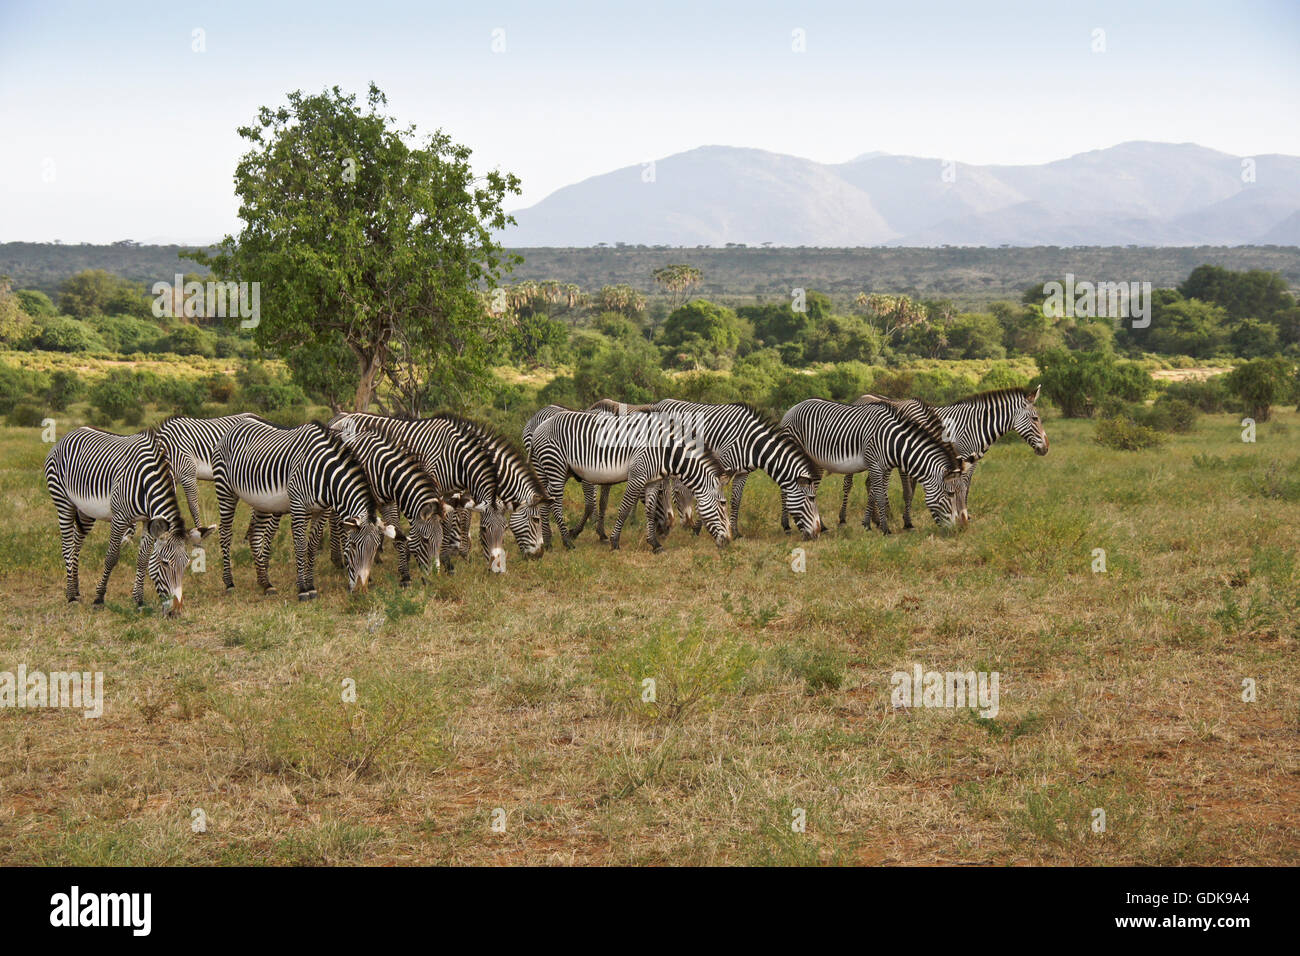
[731,402,819,473]
[881,401,961,472]
[432,413,544,496]
[140,428,187,532]
[949,386,1036,407]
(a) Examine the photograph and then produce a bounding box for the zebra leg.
[456,509,471,559]
[572,481,593,538]
[328,511,344,568]
[643,480,665,554]
[291,511,317,600]
[901,473,917,530]
[55,502,88,603]
[176,451,203,529]
[780,506,791,534]
[839,474,853,525]
[608,488,636,550]
[596,484,612,541]
[868,469,892,535]
[93,516,133,605]
[729,472,749,538]
[216,478,238,592]
[132,528,153,607]
[252,513,282,593]
[545,479,576,550]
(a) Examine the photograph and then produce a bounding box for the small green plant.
[596,621,757,721]
[1094,416,1166,451]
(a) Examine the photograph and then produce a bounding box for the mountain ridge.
[504,142,1300,248]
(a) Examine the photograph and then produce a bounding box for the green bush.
[1035,349,1154,418]
[45,370,83,411]
[6,403,45,427]
[1094,416,1167,451]
[1225,357,1297,422]
[1143,397,1198,433]
[236,361,309,413]
[0,364,49,414]
[88,369,145,423]
[1162,376,1229,413]
[35,316,105,353]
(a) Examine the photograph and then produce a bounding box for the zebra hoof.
[263,586,277,595]
[609,540,619,551]
[652,545,664,555]
[399,579,411,589]
[225,585,236,593]
[297,590,317,602]
[92,598,105,608]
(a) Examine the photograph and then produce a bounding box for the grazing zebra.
[522,403,677,543]
[433,414,547,565]
[44,427,213,613]
[607,434,732,552]
[157,413,261,527]
[649,399,823,539]
[837,386,1049,528]
[780,398,970,534]
[329,412,508,571]
[213,418,394,598]
[529,409,731,550]
[329,421,455,584]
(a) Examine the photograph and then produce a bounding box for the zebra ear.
[383,523,397,539]
[417,502,436,522]
[148,518,169,538]
[342,516,362,529]
[1028,384,1041,403]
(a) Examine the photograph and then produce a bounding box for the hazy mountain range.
[503,142,1300,248]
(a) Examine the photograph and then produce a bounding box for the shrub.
[1094,416,1166,451]
[88,369,145,423]
[1162,376,1229,413]
[0,364,48,413]
[6,403,45,427]
[35,316,105,353]
[236,361,308,413]
[1144,397,1198,433]
[1225,357,1297,423]
[1035,349,1154,418]
[45,370,83,411]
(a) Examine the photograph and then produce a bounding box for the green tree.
[1225,358,1297,422]
[658,299,746,370]
[1034,348,1154,418]
[192,84,520,412]
[652,264,703,308]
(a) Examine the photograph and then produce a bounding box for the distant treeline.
[3,242,1300,305]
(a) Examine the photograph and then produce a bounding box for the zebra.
[779,398,970,534]
[433,414,547,566]
[44,427,214,613]
[649,399,823,539]
[157,413,261,528]
[213,418,394,598]
[522,402,681,544]
[328,412,508,571]
[607,434,733,553]
[326,420,455,584]
[528,409,731,550]
[836,385,1049,528]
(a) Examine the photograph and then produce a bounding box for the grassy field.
[0,409,1296,865]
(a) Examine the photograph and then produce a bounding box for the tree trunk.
[353,350,385,412]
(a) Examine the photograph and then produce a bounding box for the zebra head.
[680,446,732,547]
[507,499,548,558]
[340,515,397,592]
[1012,385,1050,455]
[406,498,452,574]
[919,458,972,529]
[478,500,510,570]
[146,518,214,615]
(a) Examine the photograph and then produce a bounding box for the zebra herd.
[42,386,1048,614]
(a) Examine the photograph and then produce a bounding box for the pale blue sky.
[1,0,1297,242]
